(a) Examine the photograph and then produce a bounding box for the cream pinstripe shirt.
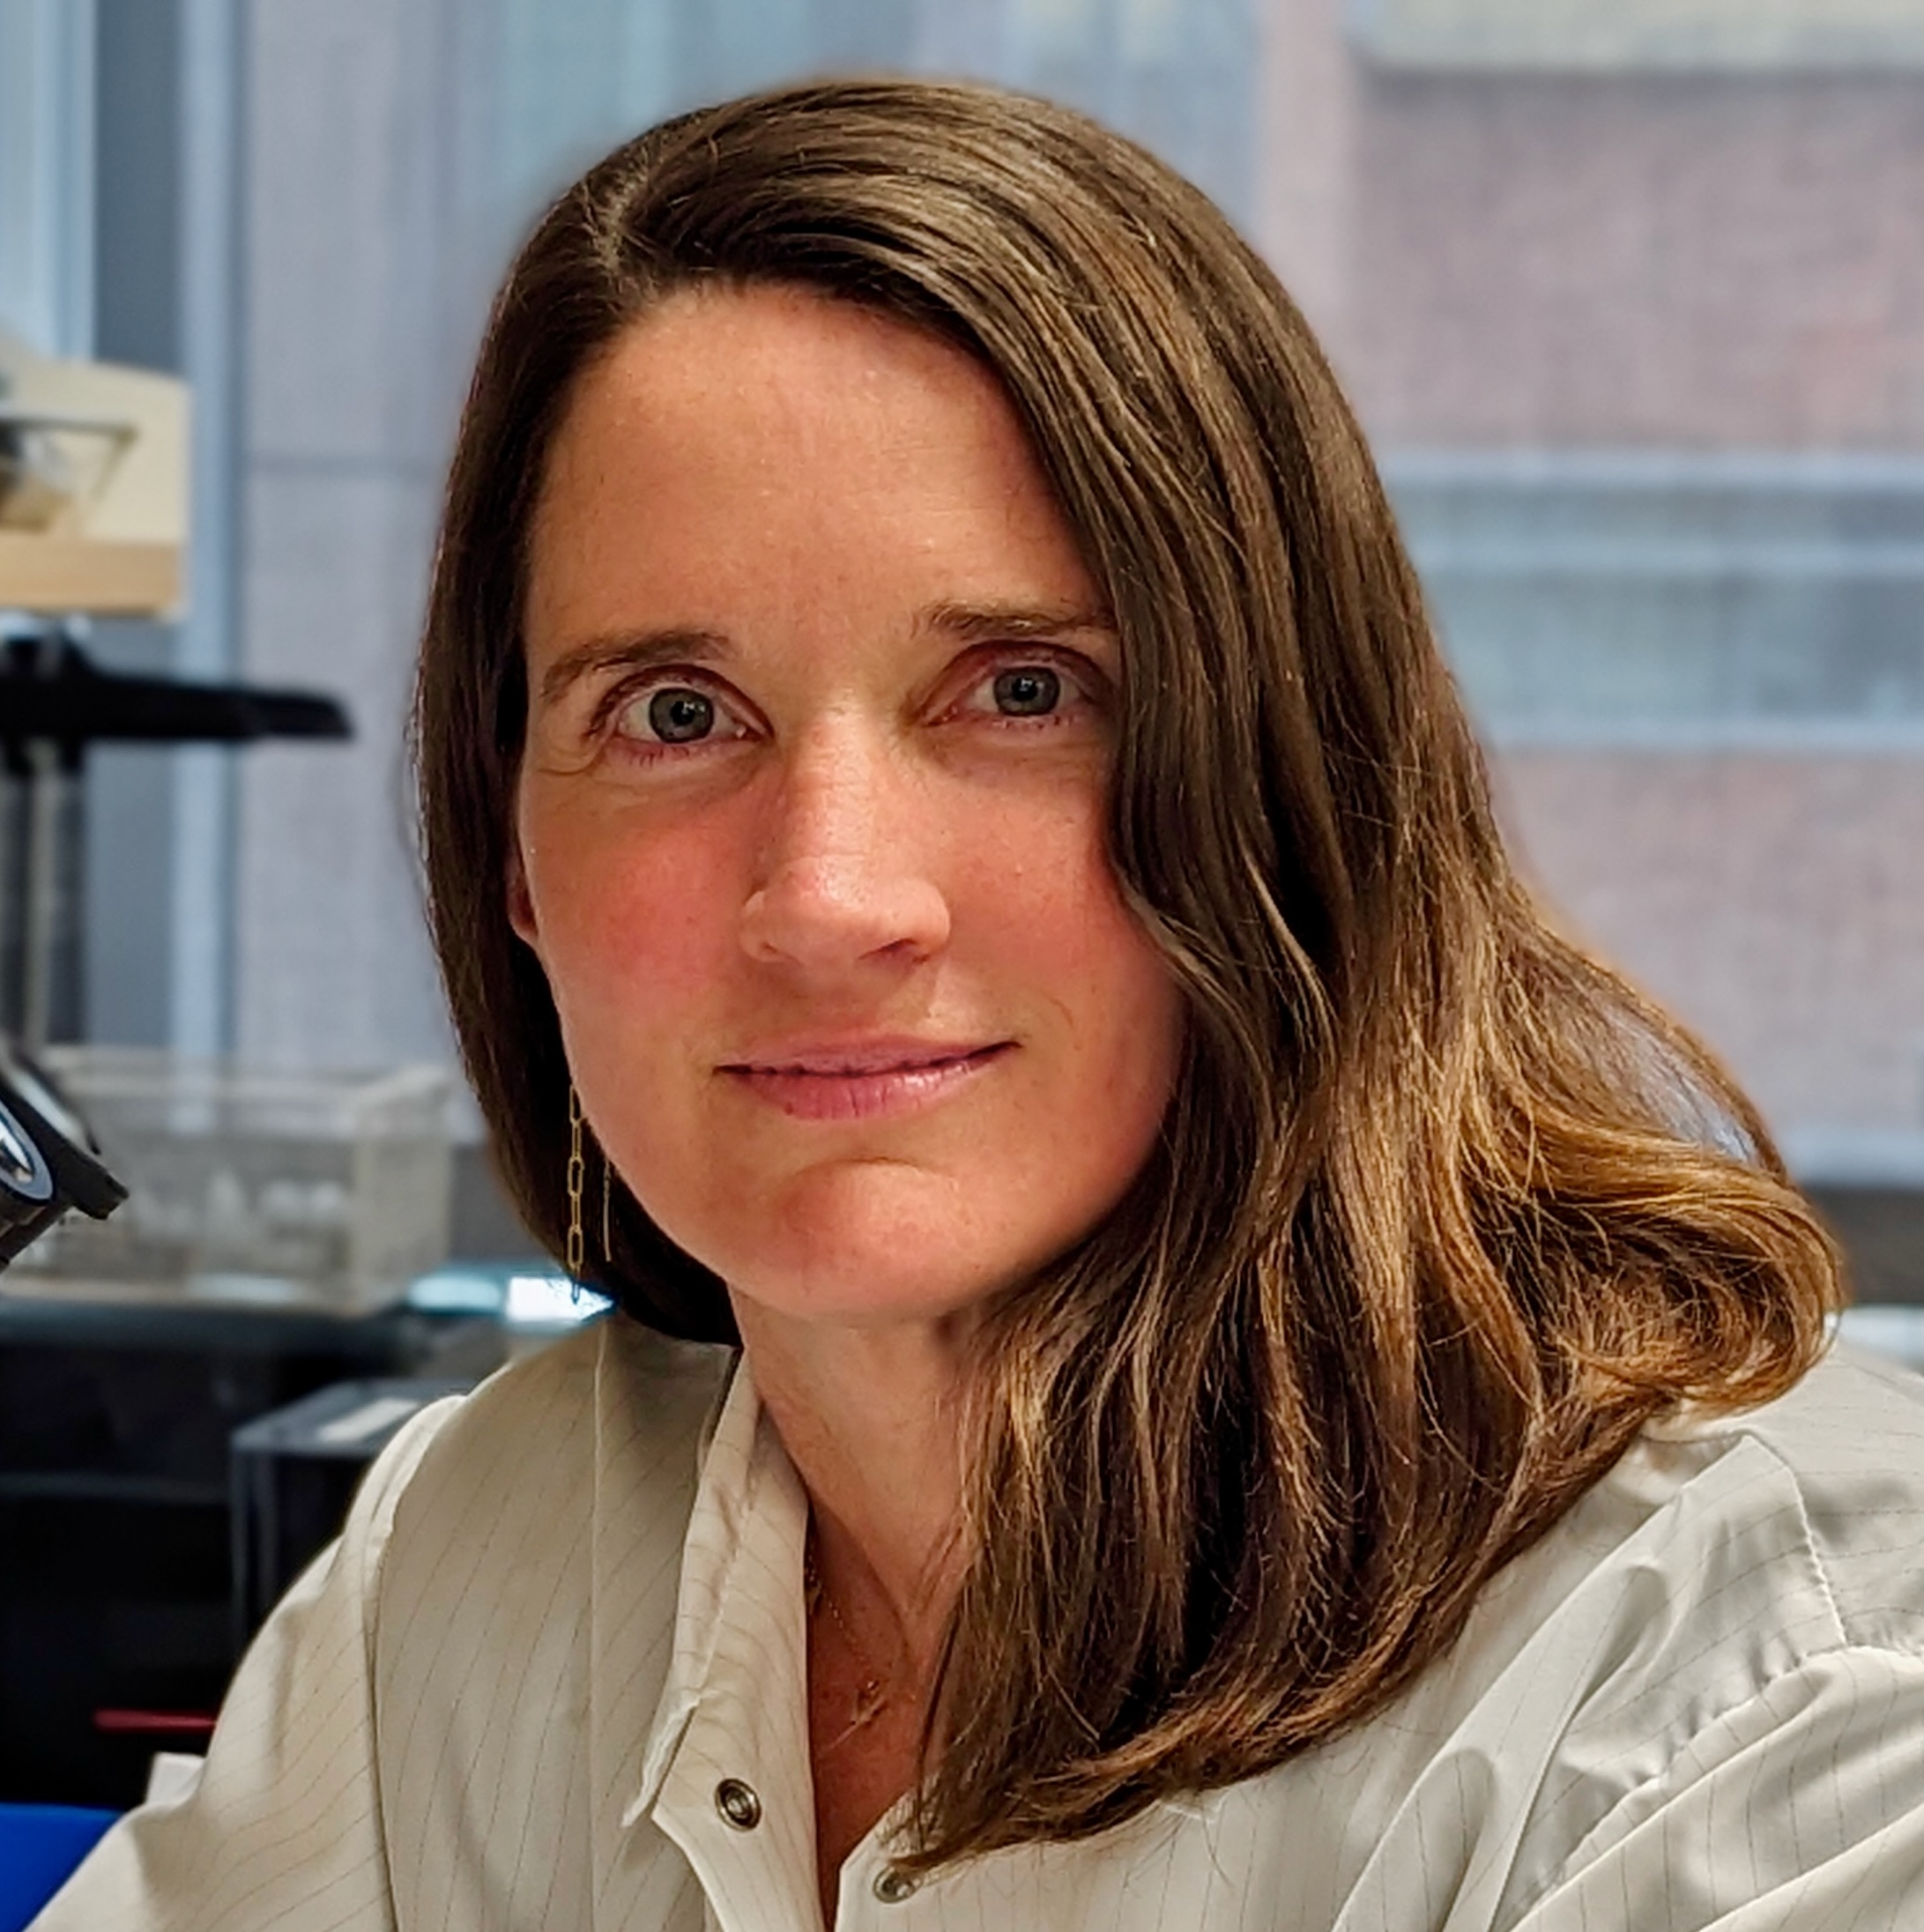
[34,1317,1924,1931]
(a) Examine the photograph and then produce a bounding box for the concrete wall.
[1354,0,1924,72]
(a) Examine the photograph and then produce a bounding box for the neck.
[730,1293,974,1674]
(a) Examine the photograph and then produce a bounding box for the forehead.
[533,283,1021,519]
[522,285,1097,663]
[565,282,1007,431]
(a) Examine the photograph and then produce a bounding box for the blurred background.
[1,0,1923,1825]
[5,0,1923,1240]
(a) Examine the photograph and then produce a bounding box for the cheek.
[949,792,1181,1084]
[518,791,743,1026]
[949,786,1122,962]
[940,770,1102,924]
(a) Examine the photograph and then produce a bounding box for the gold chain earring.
[566,1084,586,1280]
[599,1130,613,1263]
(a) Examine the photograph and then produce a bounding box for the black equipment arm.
[1,636,351,749]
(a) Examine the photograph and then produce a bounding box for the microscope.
[0,1033,123,1267]
[2,331,346,1272]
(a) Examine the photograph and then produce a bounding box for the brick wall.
[1493,750,1924,1136]
[1254,6,1924,1148]
[1346,71,1924,448]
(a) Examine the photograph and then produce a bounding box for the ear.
[505,837,541,953]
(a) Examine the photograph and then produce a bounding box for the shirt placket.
[646,1403,824,1932]
[827,1825,929,1932]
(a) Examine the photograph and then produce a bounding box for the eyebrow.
[917,598,1116,644]
[538,628,728,706]
[535,599,1117,707]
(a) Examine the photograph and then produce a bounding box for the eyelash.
[938,650,1101,729]
[591,672,754,760]
[588,649,1105,759]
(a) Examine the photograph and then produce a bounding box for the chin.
[700,1237,981,1327]
[689,1170,1058,1329]
[716,1229,1012,1329]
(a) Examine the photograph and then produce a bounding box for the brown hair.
[414,77,1840,1867]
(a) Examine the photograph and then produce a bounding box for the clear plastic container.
[7,1049,453,1314]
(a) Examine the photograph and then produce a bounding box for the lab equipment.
[7,1051,452,1316]
[0,1033,123,1267]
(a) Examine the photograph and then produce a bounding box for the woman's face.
[511,285,1183,1327]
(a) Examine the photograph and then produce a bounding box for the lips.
[718,1037,1009,1122]
[728,1037,993,1076]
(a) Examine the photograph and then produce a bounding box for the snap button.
[714,1778,761,1831]
[873,1865,917,1904]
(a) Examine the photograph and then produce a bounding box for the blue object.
[0,1805,117,1930]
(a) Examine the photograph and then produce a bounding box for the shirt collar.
[623,1349,813,1829]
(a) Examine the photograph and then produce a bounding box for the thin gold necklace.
[805,1534,895,1752]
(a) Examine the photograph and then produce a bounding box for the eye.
[945,650,1107,732]
[605,677,752,753]
[991,665,1062,717]
[643,687,716,743]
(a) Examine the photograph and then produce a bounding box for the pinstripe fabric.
[32,1324,1924,1931]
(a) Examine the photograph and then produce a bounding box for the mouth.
[718,1038,1011,1122]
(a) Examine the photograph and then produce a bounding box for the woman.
[39,77,1924,1932]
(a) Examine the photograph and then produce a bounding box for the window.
[0,0,94,357]
[1387,453,1924,745]
[481,0,1254,251]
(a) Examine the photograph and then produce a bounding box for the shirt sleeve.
[29,1394,464,1932]
[1511,1646,1924,1932]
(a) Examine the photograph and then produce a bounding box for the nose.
[737,725,951,976]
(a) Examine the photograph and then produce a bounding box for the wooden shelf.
[0,530,181,617]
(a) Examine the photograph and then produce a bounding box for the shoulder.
[1691,1344,1924,1646]
[1454,1341,1924,1682]
[383,1314,734,1514]
[369,1314,736,1613]
[1318,1347,1924,1926]
[1437,1360,1924,1916]
[1656,1341,1924,1656]
[21,1323,734,1932]
[1492,1347,1924,1921]
[1467,1342,1924,1760]
[354,1319,733,1927]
